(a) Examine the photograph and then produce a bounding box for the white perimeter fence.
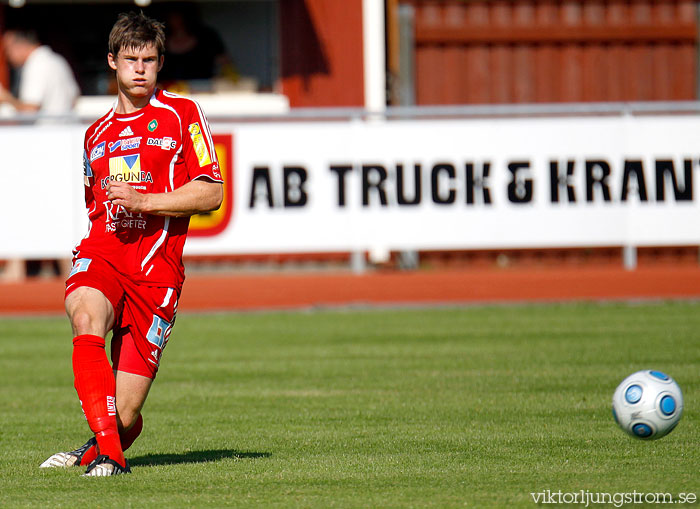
[1,102,699,269]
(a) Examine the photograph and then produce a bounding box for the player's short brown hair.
[108,11,165,58]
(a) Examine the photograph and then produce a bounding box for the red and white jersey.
[76,89,223,288]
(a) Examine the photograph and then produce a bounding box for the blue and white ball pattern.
[612,370,684,440]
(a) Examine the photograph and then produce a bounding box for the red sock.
[72,334,125,467]
[80,414,143,466]
[121,413,144,451]
[80,443,98,466]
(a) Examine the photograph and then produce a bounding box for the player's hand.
[106,181,149,213]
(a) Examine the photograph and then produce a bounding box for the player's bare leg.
[115,370,153,433]
[41,288,116,469]
[64,287,132,475]
[65,287,115,337]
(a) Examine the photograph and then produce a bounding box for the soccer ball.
[612,370,683,440]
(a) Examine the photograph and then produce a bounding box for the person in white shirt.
[0,28,80,115]
[0,28,80,282]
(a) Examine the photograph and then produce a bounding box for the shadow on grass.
[130,449,271,467]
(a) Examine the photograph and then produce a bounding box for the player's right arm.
[107,92,225,218]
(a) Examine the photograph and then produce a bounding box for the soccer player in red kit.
[39,12,223,476]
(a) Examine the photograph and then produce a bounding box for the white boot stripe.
[39,452,78,468]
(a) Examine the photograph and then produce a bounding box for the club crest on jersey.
[89,142,105,162]
[148,119,158,132]
[105,155,153,189]
[188,122,211,167]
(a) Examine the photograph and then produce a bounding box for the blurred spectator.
[158,6,239,91]
[0,28,80,115]
[0,28,79,281]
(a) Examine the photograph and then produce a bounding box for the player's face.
[108,44,163,99]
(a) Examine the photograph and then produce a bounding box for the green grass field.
[0,302,697,507]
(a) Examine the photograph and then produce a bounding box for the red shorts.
[65,256,179,379]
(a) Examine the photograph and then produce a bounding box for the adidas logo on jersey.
[119,126,134,137]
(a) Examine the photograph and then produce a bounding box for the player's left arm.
[106,178,223,217]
